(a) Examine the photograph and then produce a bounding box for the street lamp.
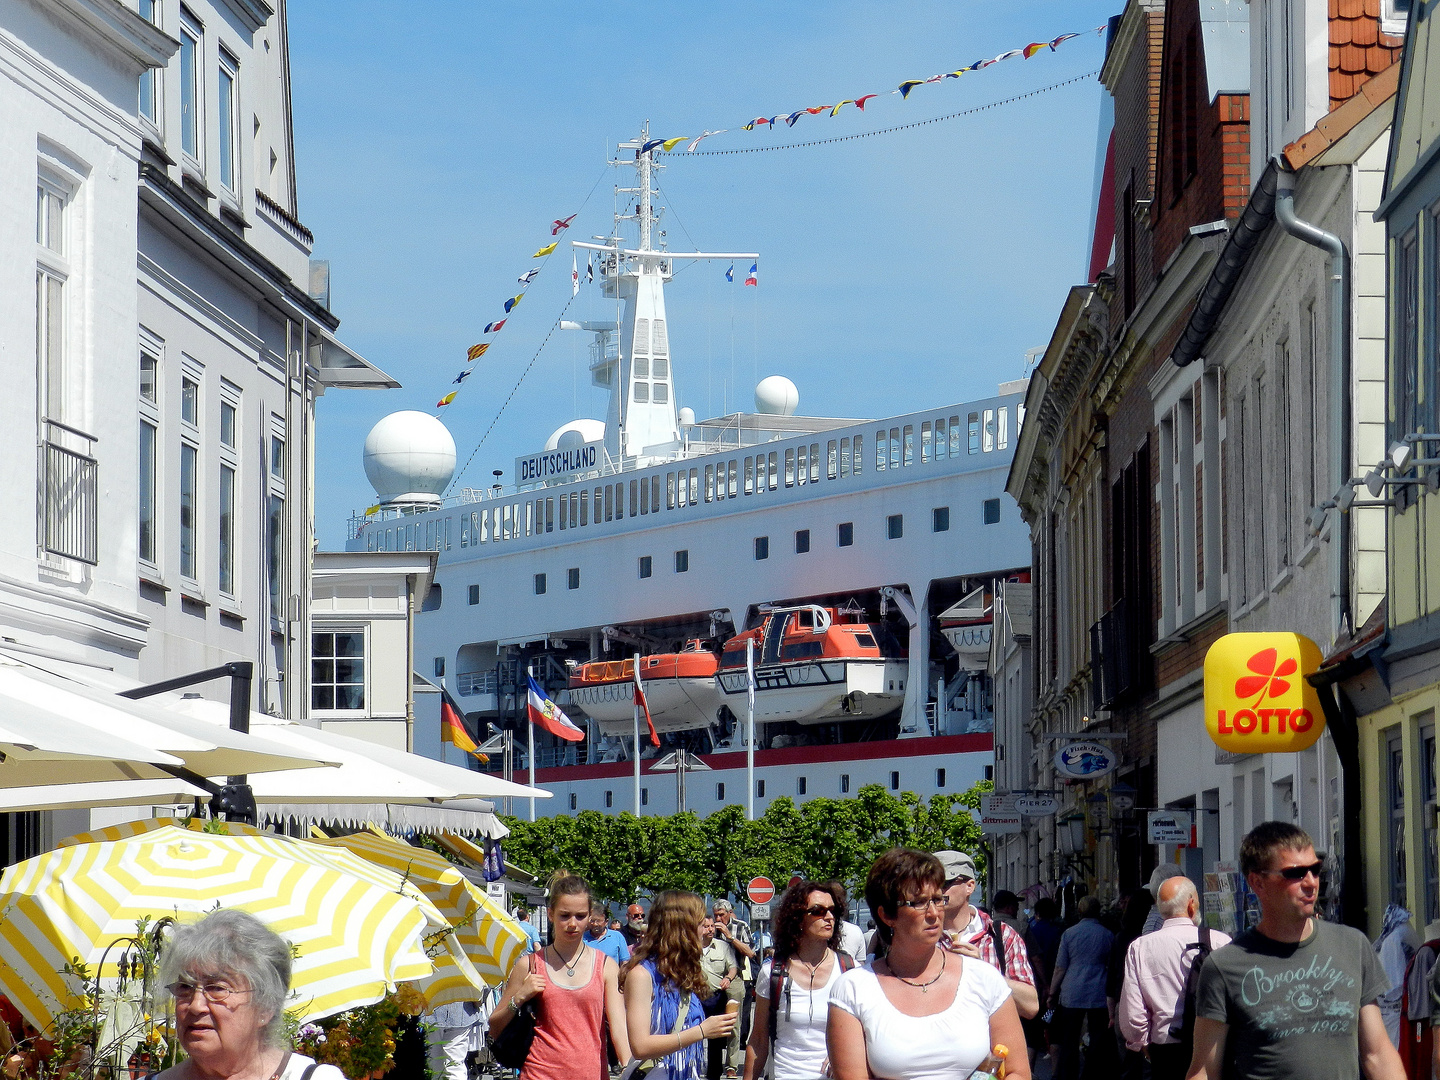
[1108,781,1137,819]
[1057,812,1086,855]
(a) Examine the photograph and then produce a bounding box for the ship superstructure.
[346,130,1030,817]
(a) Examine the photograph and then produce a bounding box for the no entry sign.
[747,876,775,904]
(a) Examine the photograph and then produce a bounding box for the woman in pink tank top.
[489,874,631,1080]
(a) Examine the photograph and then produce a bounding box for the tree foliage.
[499,780,991,905]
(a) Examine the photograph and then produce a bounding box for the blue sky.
[289,1,1121,548]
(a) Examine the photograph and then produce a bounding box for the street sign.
[1053,741,1121,780]
[979,793,1023,835]
[750,903,771,920]
[747,876,775,904]
[1015,794,1058,816]
[1147,810,1194,845]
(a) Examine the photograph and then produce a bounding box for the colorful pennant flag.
[686,130,725,152]
[745,262,758,286]
[855,93,877,110]
[551,214,576,235]
[437,391,457,408]
[467,342,491,360]
[526,676,585,742]
[638,138,665,157]
[830,100,854,117]
[453,370,472,384]
[662,136,689,151]
[1023,41,1048,58]
[898,80,924,98]
[504,293,524,313]
[440,688,488,762]
[572,253,579,296]
[518,269,540,285]
[633,680,661,749]
[725,264,734,283]
[585,257,593,283]
[531,242,558,258]
[484,319,506,334]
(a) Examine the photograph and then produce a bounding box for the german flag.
[440,688,488,763]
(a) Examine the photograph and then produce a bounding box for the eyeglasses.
[166,981,251,1005]
[899,895,950,911]
[1259,861,1324,882]
[804,905,836,919]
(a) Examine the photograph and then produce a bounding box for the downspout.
[1272,159,1353,642]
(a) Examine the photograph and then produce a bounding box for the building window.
[179,442,197,580]
[567,567,580,590]
[717,782,726,800]
[889,771,900,791]
[139,422,158,564]
[138,0,158,122]
[468,584,480,605]
[218,49,238,191]
[840,774,850,794]
[605,790,613,808]
[641,788,649,806]
[932,507,950,533]
[756,779,766,799]
[639,556,652,578]
[984,765,994,781]
[218,463,235,594]
[179,11,200,160]
[983,498,1001,525]
[267,494,283,620]
[219,401,236,448]
[674,549,689,573]
[795,529,810,554]
[935,768,947,788]
[887,514,904,540]
[434,656,445,678]
[140,351,158,403]
[36,179,69,422]
[534,573,547,595]
[797,776,807,795]
[754,536,769,561]
[311,630,365,710]
[569,793,577,811]
[180,377,198,426]
[837,522,854,547]
[270,435,285,478]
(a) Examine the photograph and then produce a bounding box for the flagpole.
[527,665,536,822]
[746,637,756,821]
[633,652,642,816]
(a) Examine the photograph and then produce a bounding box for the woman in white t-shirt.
[743,880,853,1080]
[827,850,1030,1080]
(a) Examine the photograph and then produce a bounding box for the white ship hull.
[716,659,907,725]
[569,676,726,737]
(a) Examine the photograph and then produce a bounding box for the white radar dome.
[677,407,696,427]
[363,411,456,506]
[755,375,799,416]
[545,418,606,451]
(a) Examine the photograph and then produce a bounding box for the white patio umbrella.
[0,696,188,787]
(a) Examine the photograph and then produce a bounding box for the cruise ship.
[346,130,1029,818]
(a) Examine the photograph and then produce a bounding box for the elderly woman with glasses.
[743,880,852,1080]
[827,850,1030,1080]
[153,909,344,1080]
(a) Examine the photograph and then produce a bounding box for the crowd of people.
[116,820,1440,1080]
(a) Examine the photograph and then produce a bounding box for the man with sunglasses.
[1188,821,1404,1080]
[933,850,1040,1018]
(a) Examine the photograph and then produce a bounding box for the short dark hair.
[992,890,1019,914]
[1034,897,1059,920]
[1077,895,1101,919]
[773,880,845,962]
[1240,821,1314,877]
[865,848,944,950]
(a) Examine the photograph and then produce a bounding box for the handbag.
[489,953,541,1069]
[617,992,694,1080]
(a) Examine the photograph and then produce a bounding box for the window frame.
[534,572,547,595]
[178,8,203,165]
[138,0,160,127]
[217,46,239,193]
[310,626,368,714]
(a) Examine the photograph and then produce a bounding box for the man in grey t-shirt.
[1189,822,1404,1080]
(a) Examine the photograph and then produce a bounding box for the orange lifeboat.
[568,640,723,737]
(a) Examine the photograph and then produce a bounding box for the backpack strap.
[301,1066,319,1080]
[837,950,855,973]
[767,958,785,1048]
[988,916,1007,976]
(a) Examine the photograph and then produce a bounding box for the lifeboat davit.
[715,605,908,725]
[568,641,724,737]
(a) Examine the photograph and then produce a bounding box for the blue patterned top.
[642,958,705,1080]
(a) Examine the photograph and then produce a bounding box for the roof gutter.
[1169,158,1280,369]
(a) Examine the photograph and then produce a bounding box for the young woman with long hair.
[489,872,631,1080]
[624,890,737,1080]
[742,880,849,1080]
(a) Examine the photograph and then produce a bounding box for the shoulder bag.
[617,991,694,1080]
[489,952,542,1069]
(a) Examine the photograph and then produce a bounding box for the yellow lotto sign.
[1204,632,1325,754]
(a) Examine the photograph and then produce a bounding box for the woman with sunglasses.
[828,849,1030,1080]
[743,880,853,1080]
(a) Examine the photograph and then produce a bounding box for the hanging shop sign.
[1204,632,1325,754]
[1147,810,1194,845]
[979,793,1023,834]
[1052,741,1120,780]
[1015,793,1059,816]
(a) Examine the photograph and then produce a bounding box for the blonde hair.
[625,890,709,997]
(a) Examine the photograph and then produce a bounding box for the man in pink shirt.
[1116,876,1230,1080]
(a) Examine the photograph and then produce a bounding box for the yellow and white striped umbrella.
[0,826,440,1032]
[312,828,527,987]
[57,816,270,846]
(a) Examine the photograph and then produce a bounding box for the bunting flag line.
[437,391,457,408]
[467,342,490,360]
[526,676,585,742]
[484,319,506,334]
[504,293,525,313]
[518,269,541,285]
[572,253,579,296]
[631,24,1102,156]
[725,264,734,283]
[531,241,558,258]
[452,370,472,385]
[745,261,759,287]
[585,256,593,284]
[551,214,576,235]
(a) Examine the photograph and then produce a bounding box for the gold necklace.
[893,950,946,993]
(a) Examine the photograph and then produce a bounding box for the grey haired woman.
[152,909,344,1080]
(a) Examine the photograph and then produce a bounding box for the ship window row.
[568,767,951,812]
[370,405,1017,554]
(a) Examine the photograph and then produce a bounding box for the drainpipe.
[1272,159,1352,643]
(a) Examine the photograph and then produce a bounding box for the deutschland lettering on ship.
[517,444,599,482]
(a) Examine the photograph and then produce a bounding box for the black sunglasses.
[804,905,836,918]
[1259,861,1324,881]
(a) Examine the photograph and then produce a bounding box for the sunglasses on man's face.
[1258,861,1324,881]
[804,905,836,918]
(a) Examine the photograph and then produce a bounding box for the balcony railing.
[42,419,98,566]
[1089,602,1132,712]
[457,669,498,696]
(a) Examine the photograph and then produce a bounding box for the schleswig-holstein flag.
[526,676,584,742]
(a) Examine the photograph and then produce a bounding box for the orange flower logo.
[1233,648,1298,706]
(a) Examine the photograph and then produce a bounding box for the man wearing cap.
[622,903,647,948]
[1142,864,1186,935]
[934,849,1039,1019]
[713,899,755,1078]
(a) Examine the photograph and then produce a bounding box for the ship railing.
[457,669,498,696]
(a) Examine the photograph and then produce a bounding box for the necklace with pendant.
[552,945,581,978]
[894,949,946,993]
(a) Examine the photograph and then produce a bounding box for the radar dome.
[755,375,799,416]
[363,411,456,506]
[677,407,696,427]
[545,418,606,451]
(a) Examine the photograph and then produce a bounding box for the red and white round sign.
[746,876,775,905]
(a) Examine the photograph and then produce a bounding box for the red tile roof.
[1329,0,1403,108]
